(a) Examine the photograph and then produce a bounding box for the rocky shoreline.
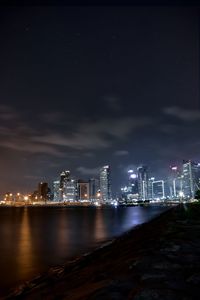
[6,204,200,300]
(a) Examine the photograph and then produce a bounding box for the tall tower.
[63,177,77,202]
[182,160,200,199]
[60,171,70,189]
[38,182,48,201]
[100,165,112,203]
[60,170,70,201]
[137,166,148,201]
[77,180,89,201]
[53,180,62,202]
[127,170,138,195]
[152,180,165,200]
[89,178,99,201]
[148,177,155,200]
[169,166,180,198]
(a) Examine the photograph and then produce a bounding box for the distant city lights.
[1,159,200,206]
[130,174,137,179]
[171,166,178,171]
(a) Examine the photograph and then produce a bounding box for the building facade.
[100,165,112,203]
[63,177,77,202]
[137,166,148,201]
[89,178,99,201]
[77,180,89,201]
[59,170,71,201]
[38,182,48,201]
[152,180,165,200]
[182,160,200,199]
[53,180,61,202]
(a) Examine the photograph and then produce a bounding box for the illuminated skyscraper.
[77,180,89,201]
[100,165,112,203]
[121,170,139,203]
[168,166,181,198]
[89,178,99,201]
[60,170,70,200]
[152,180,165,200]
[53,180,61,202]
[63,177,77,202]
[148,177,155,200]
[60,170,70,189]
[182,160,200,199]
[128,170,138,195]
[137,165,148,201]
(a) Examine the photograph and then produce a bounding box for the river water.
[0,205,167,296]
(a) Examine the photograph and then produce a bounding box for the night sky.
[0,4,199,195]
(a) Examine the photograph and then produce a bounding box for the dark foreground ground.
[6,204,200,300]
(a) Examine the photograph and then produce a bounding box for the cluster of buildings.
[2,160,200,206]
[52,159,200,205]
[121,160,200,203]
[53,166,111,204]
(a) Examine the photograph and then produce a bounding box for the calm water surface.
[0,205,167,296]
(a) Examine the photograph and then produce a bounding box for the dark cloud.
[0,104,151,163]
[31,116,151,150]
[0,108,63,156]
[114,150,129,156]
[76,166,100,176]
[31,132,111,150]
[1,140,64,156]
[83,152,95,157]
[0,105,19,121]
[41,111,66,124]
[0,6,198,194]
[163,106,200,122]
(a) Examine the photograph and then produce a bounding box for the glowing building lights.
[100,165,112,203]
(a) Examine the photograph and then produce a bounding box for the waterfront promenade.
[6,203,200,300]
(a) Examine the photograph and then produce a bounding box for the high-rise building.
[148,177,155,200]
[63,177,77,202]
[128,170,138,195]
[77,180,89,201]
[38,182,48,200]
[182,160,200,199]
[60,170,70,200]
[53,180,62,202]
[137,166,148,201]
[89,178,99,201]
[100,165,112,203]
[168,166,181,198]
[152,180,165,200]
[120,170,139,203]
[60,171,70,189]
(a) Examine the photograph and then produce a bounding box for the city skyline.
[2,158,200,202]
[0,5,199,195]
[1,2,200,299]
[53,159,200,202]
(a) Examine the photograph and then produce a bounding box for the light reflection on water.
[0,205,167,296]
[16,208,35,278]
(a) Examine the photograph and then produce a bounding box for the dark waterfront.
[0,206,167,296]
